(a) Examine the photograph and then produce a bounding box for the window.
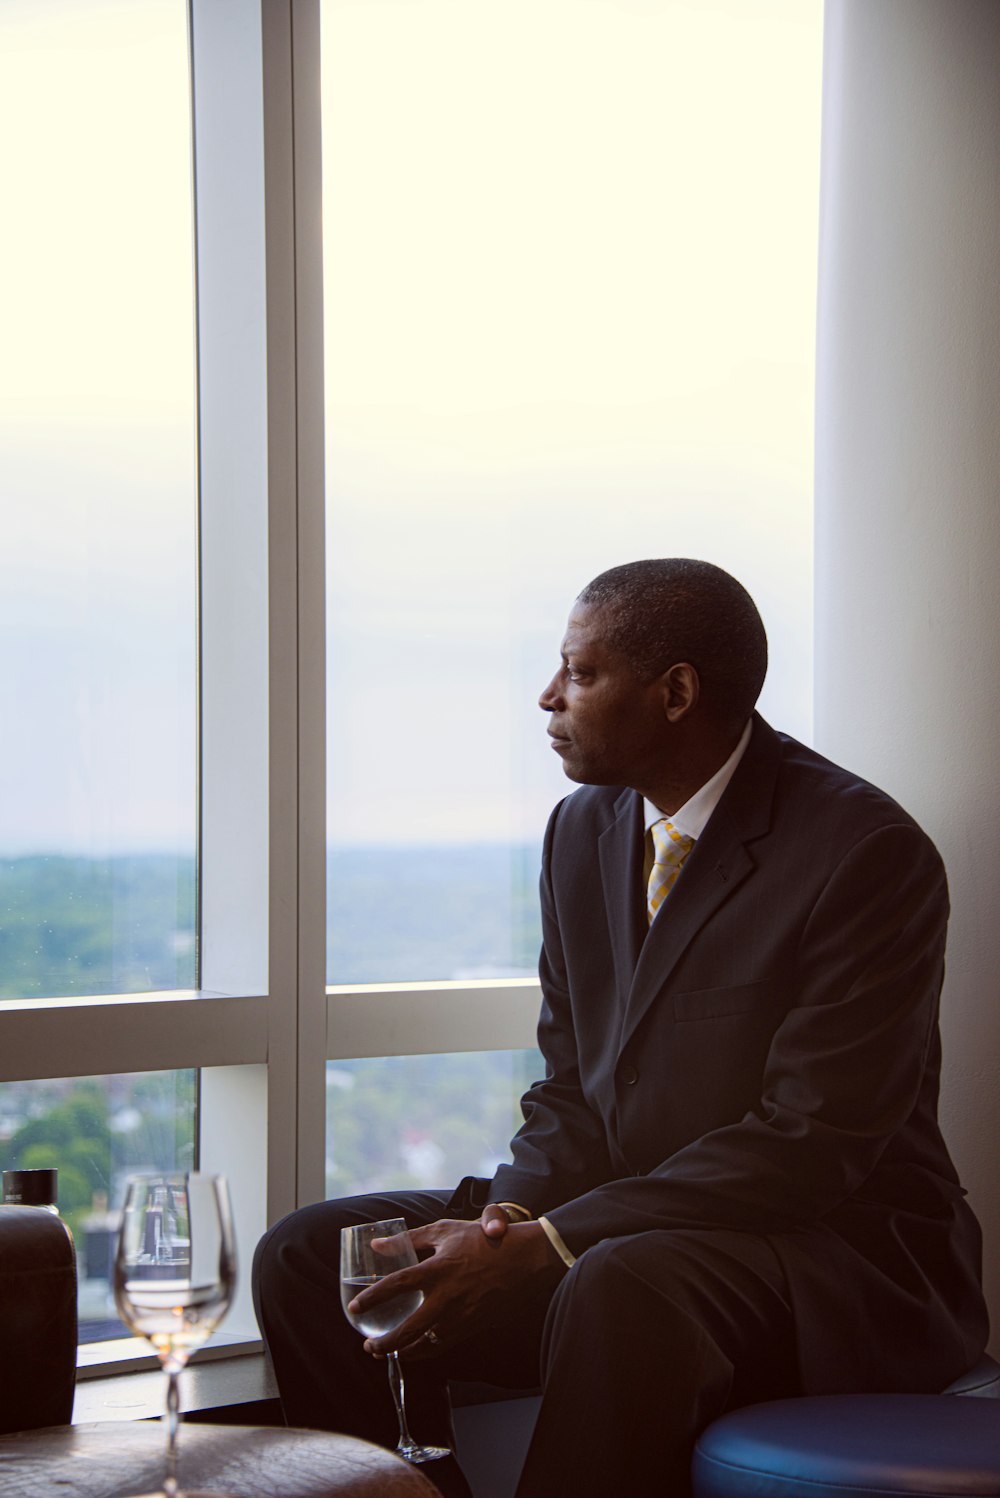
[327,1051,542,1197]
[0,0,197,998]
[1,1071,196,1341]
[0,0,822,1359]
[0,0,199,1343]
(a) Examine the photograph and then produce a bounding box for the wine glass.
[113,1173,237,1498]
[340,1218,450,1465]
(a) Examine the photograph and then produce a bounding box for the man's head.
[539,558,767,801]
[577,559,768,731]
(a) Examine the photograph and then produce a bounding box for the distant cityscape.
[0,845,544,997]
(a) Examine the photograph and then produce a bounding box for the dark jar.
[2,1167,59,1214]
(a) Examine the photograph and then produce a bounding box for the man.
[253,559,986,1498]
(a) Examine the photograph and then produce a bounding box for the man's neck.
[643,781,704,818]
[640,760,730,819]
[639,720,751,818]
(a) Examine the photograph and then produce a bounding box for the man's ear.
[662,662,699,723]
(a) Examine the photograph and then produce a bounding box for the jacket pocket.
[672,979,769,1022]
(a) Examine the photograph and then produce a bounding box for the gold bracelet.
[494,1201,533,1222]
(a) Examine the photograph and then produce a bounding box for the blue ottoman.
[693,1360,1000,1498]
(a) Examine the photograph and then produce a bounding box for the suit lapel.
[617,714,782,1052]
[598,788,647,1006]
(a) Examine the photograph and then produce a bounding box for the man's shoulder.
[755,724,945,885]
[770,727,928,833]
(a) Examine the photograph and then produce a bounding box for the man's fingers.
[406,1219,455,1253]
[346,1261,427,1314]
[363,1306,439,1359]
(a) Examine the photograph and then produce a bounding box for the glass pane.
[0,1070,197,1342]
[0,858,196,999]
[330,847,541,984]
[0,0,198,997]
[326,1051,544,1197]
[322,0,822,985]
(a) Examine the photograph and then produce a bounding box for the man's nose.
[538,675,562,712]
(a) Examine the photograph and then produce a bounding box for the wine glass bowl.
[340,1219,450,1465]
[341,1225,422,1338]
[113,1173,237,1497]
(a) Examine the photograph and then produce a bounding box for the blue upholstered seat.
[692,1357,1000,1498]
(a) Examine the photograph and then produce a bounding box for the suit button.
[620,1064,638,1086]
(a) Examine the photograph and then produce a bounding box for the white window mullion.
[190,0,272,1333]
[262,0,327,1221]
[191,0,269,1007]
[0,994,267,1082]
[326,981,542,1061]
[290,0,330,1213]
[190,0,327,1265]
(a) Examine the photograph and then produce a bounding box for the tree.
[7,1083,112,1236]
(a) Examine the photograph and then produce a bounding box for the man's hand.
[345,1215,564,1361]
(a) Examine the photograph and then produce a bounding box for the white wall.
[815,0,1000,1341]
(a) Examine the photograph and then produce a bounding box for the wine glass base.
[397,1443,452,1464]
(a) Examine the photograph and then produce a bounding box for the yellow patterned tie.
[647,819,695,924]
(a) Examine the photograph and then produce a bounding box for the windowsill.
[73,1347,278,1426]
[77,1333,263,1380]
[71,1348,534,1429]
[0,989,235,1011]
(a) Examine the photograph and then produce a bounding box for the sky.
[0,0,823,856]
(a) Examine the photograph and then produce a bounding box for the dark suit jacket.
[490,714,987,1393]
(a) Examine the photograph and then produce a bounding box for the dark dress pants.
[252,1190,799,1498]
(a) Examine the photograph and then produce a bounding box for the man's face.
[539,601,669,788]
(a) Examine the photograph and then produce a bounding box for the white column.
[192,0,326,1255]
[815,0,1000,1338]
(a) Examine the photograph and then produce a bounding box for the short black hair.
[577,559,768,729]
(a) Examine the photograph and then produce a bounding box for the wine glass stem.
[387,1350,418,1453]
[164,1366,181,1498]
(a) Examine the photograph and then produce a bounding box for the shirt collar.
[643,718,753,842]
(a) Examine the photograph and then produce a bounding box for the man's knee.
[541,1227,794,1404]
[550,1230,706,1307]
[545,1229,789,1343]
[252,1200,336,1322]
[542,1233,659,1353]
[553,1233,631,1296]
